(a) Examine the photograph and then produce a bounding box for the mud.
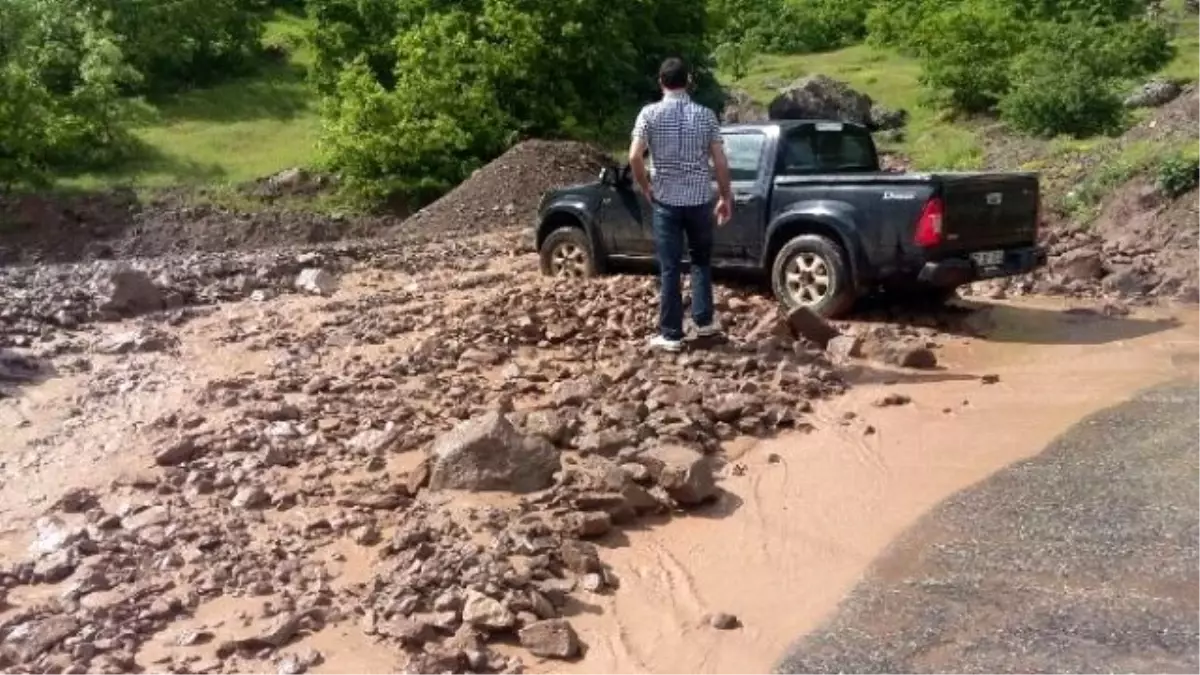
[545,299,1197,674]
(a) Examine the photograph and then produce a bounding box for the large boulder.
[1125,78,1182,108]
[95,268,163,315]
[768,75,873,126]
[721,89,768,124]
[427,411,560,493]
[638,445,717,505]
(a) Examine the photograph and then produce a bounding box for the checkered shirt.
[632,91,721,207]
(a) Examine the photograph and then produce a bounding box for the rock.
[0,350,42,382]
[54,488,99,514]
[825,334,863,360]
[768,75,873,126]
[576,429,634,457]
[785,306,840,347]
[562,511,612,538]
[862,339,938,370]
[721,89,768,124]
[872,393,911,407]
[379,617,440,647]
[462,590,515,630]
[638,445,717,505]
[1054,247,1105,281]
[155,437,198,466]
[869,104,908,131]
[558,539,602,574]
[1125,77,1182,108]
[96,268,162,315]
[525,409,569,445]
[34,549,76,583]
[551,379,595,407]
[981,374,1000,384]
[708,612,740,630]
[428,411,560,493]
[232,485,271,510]
[122,505,170,531]
[295,268,337,296]
[7,616,80,660]
[518,619,580,659]
[97,327,176,354]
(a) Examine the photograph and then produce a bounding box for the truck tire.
[771,234,856,318]
[539,226,596,279]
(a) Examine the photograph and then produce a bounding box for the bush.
[999,52,1125,137]
[315,0,717,203]
[1157,152,1200,197]
[908,0,1027,112]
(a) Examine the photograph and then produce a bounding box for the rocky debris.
[873,393,912,407]
[721,89,768,124]
[518,619,580,659]
[707,612,740,630]
[785,306,840,347]
[638,445,717,505]
[1125,77,1182,108]
[96,326,178,354]
[825,335,863,360]
[95,267,163,315]
[217,609,325,657]
[862,338,938,370]
[462,590,516,630]
[0,349,42,382]
[768,75,873,126]
[295,268,338,296]
[428,411,561,493]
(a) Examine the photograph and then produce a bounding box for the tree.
[0,0,140,188]
[313,0,718,203]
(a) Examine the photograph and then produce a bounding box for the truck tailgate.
[936,173,1039,252]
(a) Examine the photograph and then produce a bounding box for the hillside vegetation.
[1,0,1196,206]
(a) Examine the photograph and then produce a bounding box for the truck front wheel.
[771,234,856,318]
[539,226,597,279]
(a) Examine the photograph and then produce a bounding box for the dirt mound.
[398,140,610,239]
[0,191,401,265]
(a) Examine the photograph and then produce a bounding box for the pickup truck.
[534,119,1046,317]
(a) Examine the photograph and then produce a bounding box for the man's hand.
[629,137,653,202]
[715,197,732,226]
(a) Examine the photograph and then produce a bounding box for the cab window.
[778,124,877,174]
[720,132,767,181]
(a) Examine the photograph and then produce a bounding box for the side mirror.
[599,167,616,185]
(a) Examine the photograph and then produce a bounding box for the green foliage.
[1156,151,1200,197]
[999,18,1173,136]
[314,0,717,203]
[999,49,1125,137]
[907,0,1026,112]
[710,0,873,55]
[714,39,760,81]
[92,0,270,93]
[867,0,1172,135]
[0,0,142,188]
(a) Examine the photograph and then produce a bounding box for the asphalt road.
[776,380,1200,674]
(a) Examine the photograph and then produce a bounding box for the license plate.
[971,250,1005,267]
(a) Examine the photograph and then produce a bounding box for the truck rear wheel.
[539,226,596,279]
[771,234,856,318]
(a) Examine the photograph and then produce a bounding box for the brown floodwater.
[537,298,1198,674]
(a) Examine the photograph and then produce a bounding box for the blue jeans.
[652,200,715,341]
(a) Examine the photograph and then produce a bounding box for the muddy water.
[548,299,1199,674]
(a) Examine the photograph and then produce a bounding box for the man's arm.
[629,108,653,199]
[708,112,733,225]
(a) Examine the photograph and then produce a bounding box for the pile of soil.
[397,140,610,239]
[0,140,609,265]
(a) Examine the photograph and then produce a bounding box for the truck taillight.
[914,196,944,248]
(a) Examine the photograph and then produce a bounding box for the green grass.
[721,44,985,171]
[1161,11,1199,83]
[63,10,321,190]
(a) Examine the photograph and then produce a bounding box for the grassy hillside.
[65,10,321,190]
[65,5,1198,191]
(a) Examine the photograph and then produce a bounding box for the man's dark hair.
[658,57,689,90]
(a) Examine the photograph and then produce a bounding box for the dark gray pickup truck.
[534,119,1045,317]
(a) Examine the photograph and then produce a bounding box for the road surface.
[776,380,1200,674]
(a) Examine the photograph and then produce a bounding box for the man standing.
[629,57,734,353]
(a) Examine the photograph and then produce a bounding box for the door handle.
[733,194,754,204]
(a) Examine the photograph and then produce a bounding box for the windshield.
[778,124,878,174]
